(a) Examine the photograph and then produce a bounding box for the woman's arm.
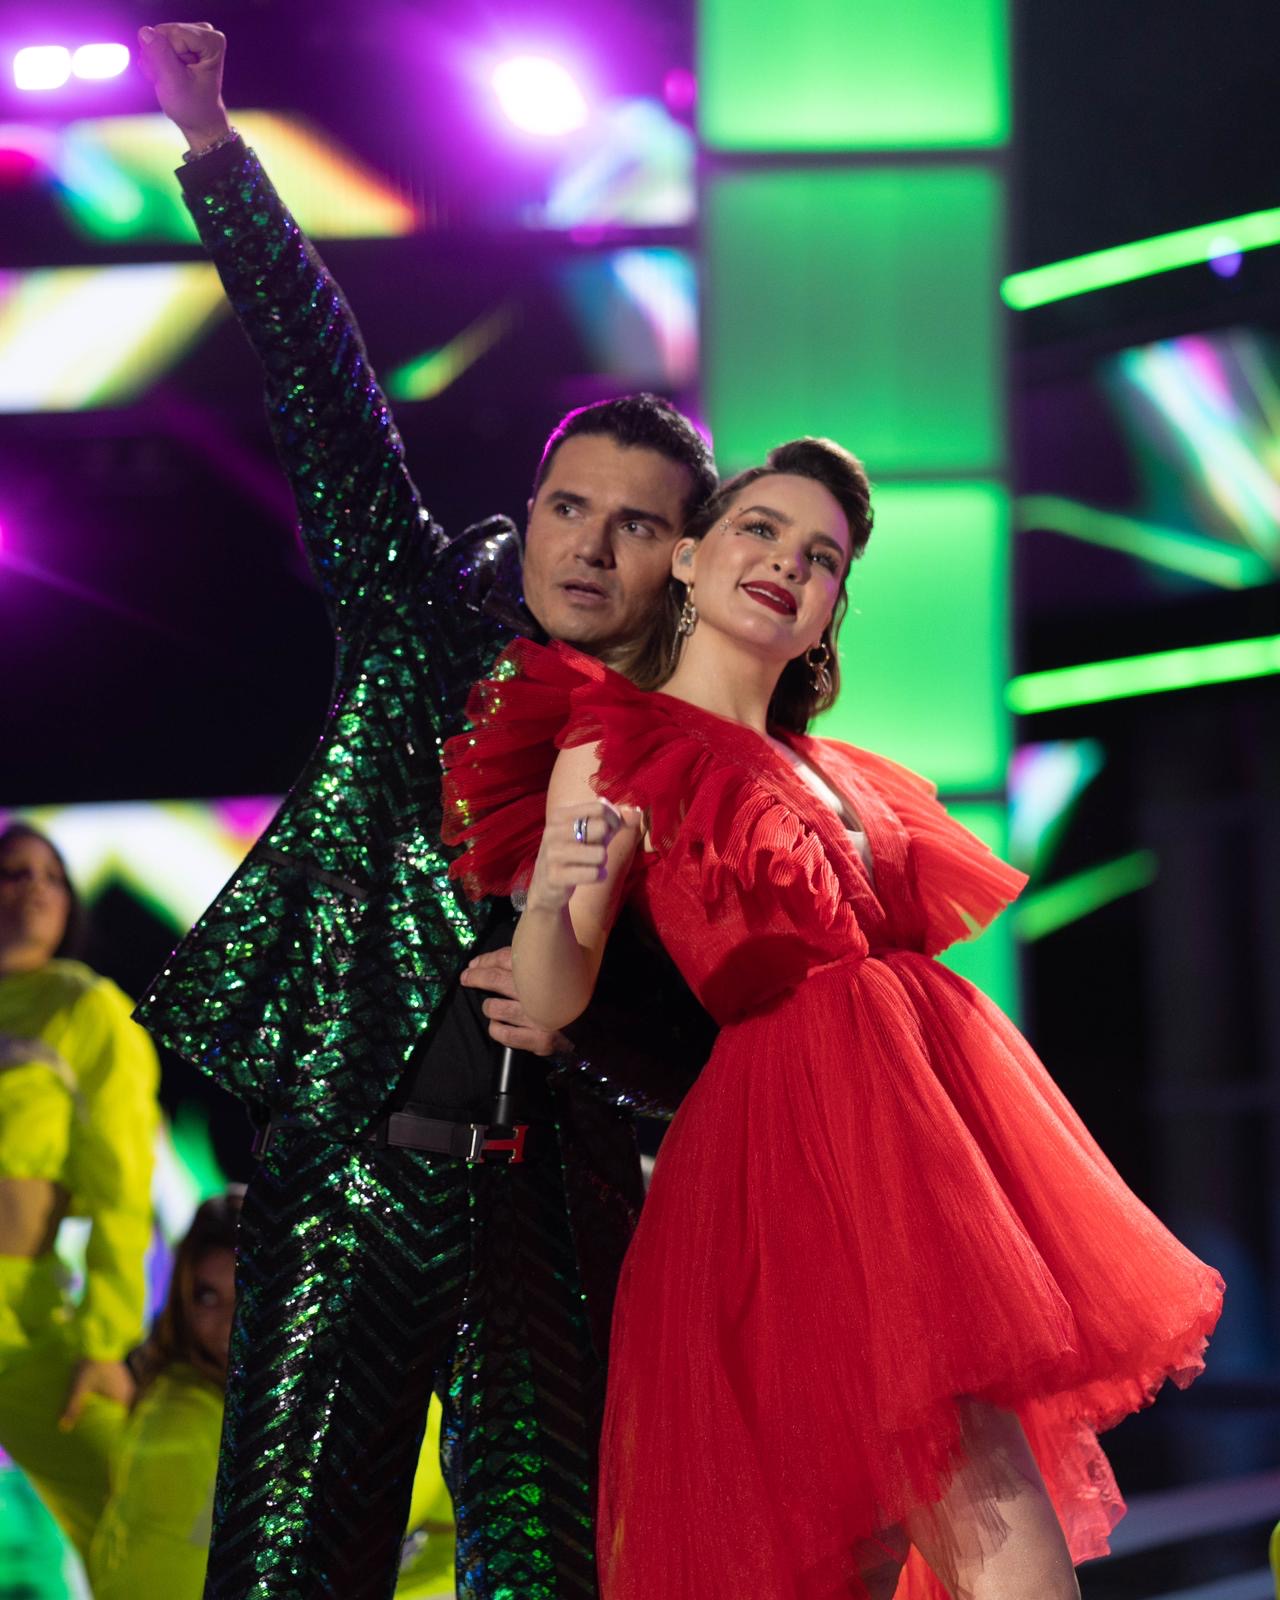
[69,987,159,1360]
[512,741,642,1033]
[58,976,160,1425]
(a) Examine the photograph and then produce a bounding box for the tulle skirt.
[597,951,1223,1599]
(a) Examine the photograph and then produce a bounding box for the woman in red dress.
[442,439,1223,1600]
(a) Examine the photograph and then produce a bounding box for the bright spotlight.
[71,42,131,81]
[13,45,72,91]
[492,56,588,137]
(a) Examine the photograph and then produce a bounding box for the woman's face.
[673,473,851,664]
[0,835,71,967]
[187,1245,237,1373]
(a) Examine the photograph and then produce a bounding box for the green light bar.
[1002,206,1280,310]
[1007,634,1280,714]
[1017,495,1273,589]
[170,1103,228,1203]
[387,306,514,403]
[1015,851,1157,942]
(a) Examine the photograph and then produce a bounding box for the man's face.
[523,434,694,658]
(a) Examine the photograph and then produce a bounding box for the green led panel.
[703,167,1003,474]
[699,0,1009,151]
[816,483,1010,792]
[936,801,1018,1019]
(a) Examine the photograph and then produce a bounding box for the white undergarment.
[767,738,875,880]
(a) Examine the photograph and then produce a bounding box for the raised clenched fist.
[136,22,230,149]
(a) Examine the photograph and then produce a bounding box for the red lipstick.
[741,581,797,617]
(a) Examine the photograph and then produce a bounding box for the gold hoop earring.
[807,640,833,698]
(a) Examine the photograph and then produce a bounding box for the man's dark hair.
[533,394,716,520]
[0,821,88,961]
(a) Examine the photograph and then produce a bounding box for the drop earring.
[670,584,697,663]
[807,640,833,697]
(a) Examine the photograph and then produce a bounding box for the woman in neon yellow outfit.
[89,1194,457,1599]
[89,1193,241,1599]
[0,822,159,1559]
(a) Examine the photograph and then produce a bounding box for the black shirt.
[396,909,554,1124]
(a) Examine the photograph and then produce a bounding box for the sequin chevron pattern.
[129,136,677,1600]
[213,1127,599,1600]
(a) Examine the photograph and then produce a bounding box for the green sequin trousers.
[207,1127,600,1599]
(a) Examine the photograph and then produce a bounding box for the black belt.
[367,1109,532,1164]
[252,1109,534,1164]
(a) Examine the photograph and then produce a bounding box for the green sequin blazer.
[135,137,550,1137]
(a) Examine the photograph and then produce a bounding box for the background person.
[88,1192,241,1600]
[0,822,159,1560]
[89,1191,459,1600]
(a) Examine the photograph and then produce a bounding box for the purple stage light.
[492,55,588,136]
[71,43,130,81]
[662,67,696,116]
[1207,236,1243,279]
[13,45,72,91]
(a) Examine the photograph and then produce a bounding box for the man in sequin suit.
[133,23,716,1600]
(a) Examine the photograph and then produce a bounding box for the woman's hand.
[526,800,643,917]
[509,747,643,1033]
[59,1357,136,1430]
[137,22,231,151]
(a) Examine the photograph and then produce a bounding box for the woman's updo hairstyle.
[622,437,873,733]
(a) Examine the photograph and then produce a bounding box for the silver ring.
[572,816,590,844]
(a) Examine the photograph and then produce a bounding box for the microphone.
[491,1046,516,1129]
[488,887,526,1131]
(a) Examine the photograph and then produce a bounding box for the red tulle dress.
[442,638,1223,1600]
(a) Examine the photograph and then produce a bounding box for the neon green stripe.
[387,306,514,403]
[1002,207,1280,309]
[1007,634,1280,714]
[170,1103,227,1203]
[1015,851,1158,942]
[1016,495,1273,590]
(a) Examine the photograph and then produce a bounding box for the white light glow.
[14,45,72,92]
[71,42,130,81]
[0,263,226,411]
[492,55,588,137]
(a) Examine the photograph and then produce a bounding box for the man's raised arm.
[139,23,433,628]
